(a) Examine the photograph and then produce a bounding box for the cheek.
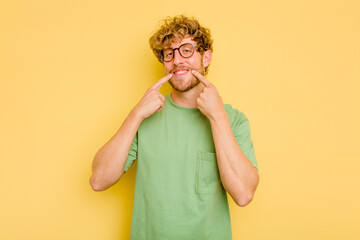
[191,58,203,70]
[192,63,204,73]
[163,63,171,73]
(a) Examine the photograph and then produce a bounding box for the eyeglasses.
[162,43,197,62]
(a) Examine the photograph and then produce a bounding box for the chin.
[169,78,200,92]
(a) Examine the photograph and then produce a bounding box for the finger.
[158,92,165,102]
[152,73,173,91]
[191,70,211,87]
[155,103,165,112]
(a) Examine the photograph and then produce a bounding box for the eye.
[164,50,173,57]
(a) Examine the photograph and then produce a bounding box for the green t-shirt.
[124,93,258,240]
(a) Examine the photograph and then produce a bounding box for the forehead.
[169,37,196,48]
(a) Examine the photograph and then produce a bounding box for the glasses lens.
[163,49,173,62]
[180,44,194,57]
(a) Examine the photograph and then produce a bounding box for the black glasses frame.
[162,43,197,62]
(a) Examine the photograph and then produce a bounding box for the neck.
[170,83,205,108]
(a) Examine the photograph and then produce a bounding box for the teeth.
[175,70,187,74]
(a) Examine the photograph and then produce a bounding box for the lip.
[173,69,190,76]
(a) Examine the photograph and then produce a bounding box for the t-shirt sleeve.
[231,110,259,171]
[123,131,138,173]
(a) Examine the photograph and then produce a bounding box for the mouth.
[172,69,190,77]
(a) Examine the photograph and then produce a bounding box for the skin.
[164,37,210,108]
[89,74,173,191]
[90,37,259,207]
[191,69,259,206]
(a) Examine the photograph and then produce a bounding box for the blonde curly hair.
[149,15,213,74]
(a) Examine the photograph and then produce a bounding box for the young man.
[90,15,259,240]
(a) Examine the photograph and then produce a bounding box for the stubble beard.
[169,75,200,92]
[169,62,205,92]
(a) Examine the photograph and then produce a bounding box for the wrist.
[209,107,227,123]
[129,108,145,123]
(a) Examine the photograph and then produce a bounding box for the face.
[163,37,211,92]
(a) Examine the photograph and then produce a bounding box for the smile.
[173,69,189,75]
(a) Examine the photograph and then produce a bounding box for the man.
[90,15,259,240]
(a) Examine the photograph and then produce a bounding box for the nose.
[173,49,185,65]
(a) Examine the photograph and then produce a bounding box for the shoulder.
[223,103,248,127]
[224,104,254,142]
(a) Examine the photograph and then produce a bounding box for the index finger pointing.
[152,73,173,90]
[191,70,211,87]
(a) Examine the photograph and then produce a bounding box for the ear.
[202,50,212,68]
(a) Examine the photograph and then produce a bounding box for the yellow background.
[1,0,359,239]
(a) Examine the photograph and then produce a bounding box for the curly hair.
[149,15,213,74]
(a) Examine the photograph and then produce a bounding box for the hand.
[191,70,226,121]
[132,74,172,121]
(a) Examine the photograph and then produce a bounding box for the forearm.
[90,109,143,191]
[209,111,259,207]
[89,74,171,191]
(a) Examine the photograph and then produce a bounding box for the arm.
[89,74,173,191]
[209,111,259,207]
[191,70,259,206]
[89,110,142,191]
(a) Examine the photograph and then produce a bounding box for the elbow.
[235,170,259,207]
[89,175,107,192]
[89,169,123,192]
[235,192,254,207]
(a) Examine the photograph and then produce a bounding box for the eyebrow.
[165,43,193,50]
